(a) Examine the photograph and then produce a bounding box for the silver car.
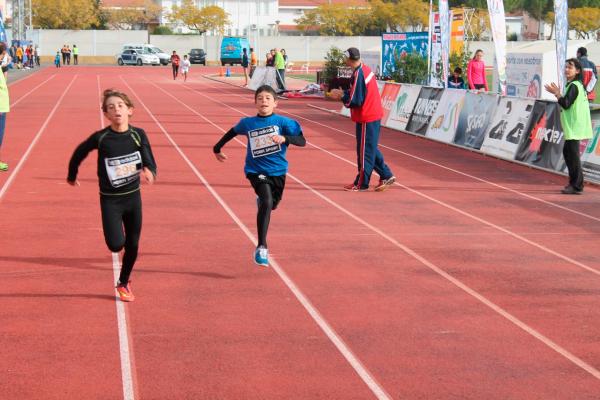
[117,49,160,66]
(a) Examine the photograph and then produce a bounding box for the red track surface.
[1,66,600,399]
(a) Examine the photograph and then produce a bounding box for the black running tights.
[100,191,142,284]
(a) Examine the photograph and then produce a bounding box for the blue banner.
[382,32,429,78]
[0,11,7,44]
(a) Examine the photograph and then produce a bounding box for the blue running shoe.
[254,246,269,267]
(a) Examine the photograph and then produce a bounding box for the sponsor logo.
[413,98,439,116]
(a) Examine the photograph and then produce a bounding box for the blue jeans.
[0,113,6,147]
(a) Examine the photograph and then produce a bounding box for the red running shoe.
[116,281,135,302]
[374,176,396,192]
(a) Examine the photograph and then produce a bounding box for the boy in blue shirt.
[213,85,306,267]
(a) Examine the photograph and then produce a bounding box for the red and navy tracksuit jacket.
[579,56,597,101]
[342,64,393,189]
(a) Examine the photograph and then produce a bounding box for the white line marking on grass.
[141,77,600,383]
[0,75,77,202]
[98,75,136,400]
[125,77,393,400]
[185,80,600,277]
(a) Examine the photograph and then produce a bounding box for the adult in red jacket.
[330,47,395,192]
[170,51,180,80]
[577,47,598,101]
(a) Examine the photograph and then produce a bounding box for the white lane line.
[125,76,393,400]
[0,75,77,202]
[98,75,136,400]
[182,80,600,277]
[142,77,600,382]
[112,254,135,400]
[11,75,56,108]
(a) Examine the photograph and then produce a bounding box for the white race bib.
[104,151,142,188]
[248,125,281,158]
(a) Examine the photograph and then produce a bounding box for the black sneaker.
[561,186,582,195]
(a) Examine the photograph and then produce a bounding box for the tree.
[104,0,162,30]
[569,7,600,39]
[32,0,99,29]
[394,0,429,32]
[295,4,354,36]
[169,0,229,35]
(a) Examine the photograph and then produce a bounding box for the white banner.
[386,84,422,131]
[553,0,568,91]
[487,0,507,94]
[429,12,443,87]
[426,89,466,143]
[439,0,450,86]
[480,97,535,160]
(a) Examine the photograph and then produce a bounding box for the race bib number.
[249,126,281,158]
[104,151,142,188]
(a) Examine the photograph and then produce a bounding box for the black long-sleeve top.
[557,81,579,110]
[68,126,157,195]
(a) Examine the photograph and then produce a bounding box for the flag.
[553,0,568,91]
[486,0,507,94]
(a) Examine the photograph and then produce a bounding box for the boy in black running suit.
[67,89,157,302]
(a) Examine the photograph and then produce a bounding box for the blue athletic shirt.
[234,114,302,176]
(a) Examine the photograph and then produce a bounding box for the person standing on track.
[67,89,157,301]
[0,43,10,172]
[544,58,593,195]
[241,48,249,87]
[329,47,396,192]
[213,85,306,267]
[170,50,180,80]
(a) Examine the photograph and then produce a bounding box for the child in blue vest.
[54,51,61,68]
[213,85,306,267]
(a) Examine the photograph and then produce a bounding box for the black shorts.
[1,66,7,73]
[473,84,486,90]
[247,173,286,208]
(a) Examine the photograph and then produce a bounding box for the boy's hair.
[577,47,587,57]
[102,89,134,112]
[0,43,5,53]
[565,58,583,82]
[454,67,462,74]
[254,85,277,101]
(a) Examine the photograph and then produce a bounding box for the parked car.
[189,49,206,65]
[116,49,160,66]
[122,43,170,65]
[220,37,250,66]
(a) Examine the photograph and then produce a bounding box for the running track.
[1,66,600,399]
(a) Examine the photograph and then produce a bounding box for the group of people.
[66,46,395,302]
[169,51,191,81]
[240,47,288,90]
[4,43,40,71]
[54,44,79,68]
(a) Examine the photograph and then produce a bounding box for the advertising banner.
[0,11,6,44]
[429,12,443,87]
[454,92,499,149]
[439,0,450,86]
[386,84,422,131]
[480,97,535,160]
[405,87,444,135]
[581,111,600,183]
[506,53,543,98]
[553,0,568,90]
[486,0,507,94]
[426,89,466,143]
[382,32,429,77]
[450,9,465,54]
[380,83,402,126]
[515,101,565,171]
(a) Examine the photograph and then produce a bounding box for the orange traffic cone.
[219,67,224,77]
